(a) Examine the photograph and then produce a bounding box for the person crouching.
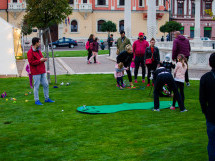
[114,62,127,89]
[153,67,187,112]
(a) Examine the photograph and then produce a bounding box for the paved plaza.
[18,54,210,80]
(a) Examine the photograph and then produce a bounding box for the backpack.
[85,41,90,50]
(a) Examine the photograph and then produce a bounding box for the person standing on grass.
[27,37,55,105]
[86,34,96,64]
[170,54,187,110]
[116,30,131,55]
[145,38,160,87]
[199,53,215,161]
[117,44,134,88]
[172,31,191,86]
[107,34,114,56]
[133,32,149,84]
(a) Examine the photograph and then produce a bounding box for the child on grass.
[26,64,33,88]
[114,62,128,89]
[160,54,175,74]
[170,54,187,110]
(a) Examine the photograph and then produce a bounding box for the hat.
[165,54,171,62]
[138,32,144,37]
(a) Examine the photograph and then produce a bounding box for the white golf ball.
[62,110,64,112]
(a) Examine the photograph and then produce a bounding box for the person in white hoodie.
[170,54,187,110]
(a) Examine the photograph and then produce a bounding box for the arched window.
[97,20,106,32]
[119,20,124,32]
[71,20,78,32]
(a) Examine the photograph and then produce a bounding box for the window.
[163,0,166,6]
[191,2,195,17]
[83,0,87,3]
[119,0,125,6]
[190,27,194,38]
[180,27,184,35]
[139,0,144,7]
[205,2,212,15]
[98,0,106,5]
[119,20,124,32]
[177,2,184,16]
[71,20,78,32]
[204,27,212,38]
[13,0,17,2]
[97,20,106,32]
[156,0,159,6]
[69,0,74,4]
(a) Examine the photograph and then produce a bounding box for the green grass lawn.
[0,74,207,161]
[22,50,109,59]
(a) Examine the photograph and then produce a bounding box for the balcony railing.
[8,2,26,11]
[78,3,92,12]
[171,14,213,19]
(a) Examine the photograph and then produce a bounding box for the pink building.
[171,0,215,40]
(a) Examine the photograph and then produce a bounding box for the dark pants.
[207,120,215,161]
[173,81,184,107]
[185,56,189,83]
[147,63,157,84]
[126,68,132,83]
[117,77,123,87]
[108,45,112,56]
[134,56,145,80]
[153,73,185,111]
[87,50,96,63]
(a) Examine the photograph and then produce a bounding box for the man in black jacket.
[153,67,187,112]
[199,53,215,161]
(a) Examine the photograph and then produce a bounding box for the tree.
[205,9,215,20]
[161,21,182,41]
[101,21,117,37]
[24,0,72,84]
[21,22,32,40]
[160,25,166,36]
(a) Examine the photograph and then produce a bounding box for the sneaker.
[87,61,92,64]
[96,61,101,64]
[142,80,145,83]
[134,80,138,83]
[181,109,188,112]
[35,100,43,105]
[147,83,150,87]
[170,106,175,110]
[186,82,190,87]
[45,98,55,103]
[122,84,125,88]
[153,108,160,112]
[116,84,120,87]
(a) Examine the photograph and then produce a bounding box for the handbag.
[145,49,154,65]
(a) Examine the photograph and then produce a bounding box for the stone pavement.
[18,54,209,80]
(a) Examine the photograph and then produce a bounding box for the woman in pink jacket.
[170,54,187,110]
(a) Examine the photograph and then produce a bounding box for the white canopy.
[0,17,18,76]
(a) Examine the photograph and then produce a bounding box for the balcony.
[78,3,92,12]
[8,2,26,11]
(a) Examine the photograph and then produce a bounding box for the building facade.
[171,0,215,39]
[0,0,170,42]
[61,0,170,41]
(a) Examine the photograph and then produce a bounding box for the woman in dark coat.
[117,44,134,87]
[144,38,160,86]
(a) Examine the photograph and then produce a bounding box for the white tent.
[0,17,19,76]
